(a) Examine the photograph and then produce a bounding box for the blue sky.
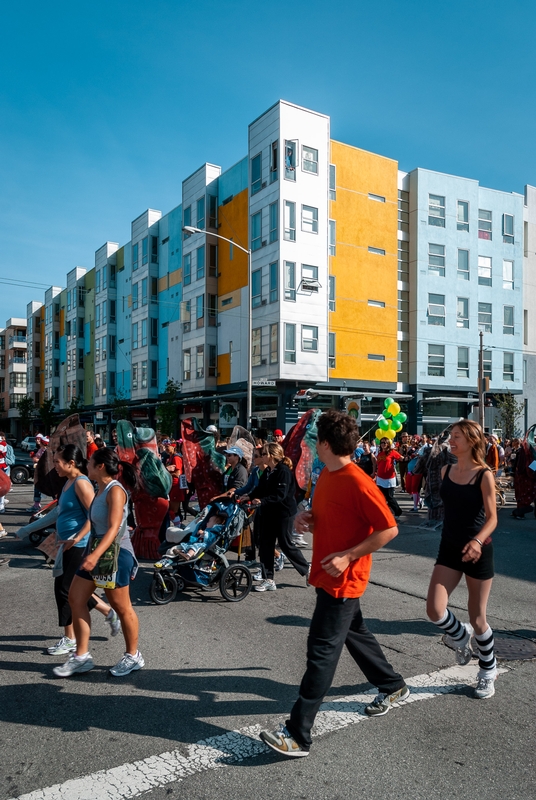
[1,0,535,326]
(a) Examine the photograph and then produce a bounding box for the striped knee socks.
[474,626,497,676]
[432,609,467,641]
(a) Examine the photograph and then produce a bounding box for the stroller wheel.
[150,572,178,605]
[220,564,252,602]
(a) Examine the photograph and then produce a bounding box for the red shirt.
[309,462,396,598]
[375,449,402,480]
[87,442,98,458]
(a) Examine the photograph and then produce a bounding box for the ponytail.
[90,447,139,491]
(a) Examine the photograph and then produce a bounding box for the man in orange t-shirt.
[86,429,98,459]
[261,410,409,758]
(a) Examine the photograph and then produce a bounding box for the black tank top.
[440,465,489,545]
[358,453,374,476]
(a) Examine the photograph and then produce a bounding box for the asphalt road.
[0,478,534,800]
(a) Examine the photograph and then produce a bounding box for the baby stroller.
[149,498,252,604]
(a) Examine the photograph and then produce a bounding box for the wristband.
[471,537,483,547]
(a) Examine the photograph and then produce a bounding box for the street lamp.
[182,226,253,428]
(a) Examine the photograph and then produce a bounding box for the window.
[284,201,296,241]
[270,140,278,183]
[252,328,262,367]
[457,297,469,328]
[398,239,409,282]
[196,345,204,378]
[141,318,147,347]
[302,145,318,174]
[398,291,409,331]
[251,154,262,195]
[67,290,71,311]
[196,294,204,328]
[524,309,529,346]
[457,249,469,280]
[329,164,336,200]
[524,358,528,384]
[252,269,262,308]
[368,246,385,256]
[478,255,492,286]
[110,299,116,323]
[151,236,158,263]
[95,303,101,328]
[196,245,205,280]
[150,277,157,302]
[503,213,514,244]
[301,205,318,233]
[101,335,107,360]
[328,332,335,369]
[150,360,158,387]
[141,360,147,389]
[284,323,296,363]
[478,209,492,240]
[251,211,262,251]
[368,353,385,361]
[142,237,148,265]
[369,299,386,308]
[150,317,158,345]
[395,193,411,241]
[428,293,445,326]
[301,264,319,293]
[329,276,336,311]
[397,339,409,382]
[78,348,84,369]
[457,347,469,378]
[183,349,191,381]
[329,219,336,256]
[503,352,514,381]
[478,302,492,332]
[428,194,445,227]
[503,260,514,290]
[208,294,217,326]
[101,300,107,326]
[182,299,191,333]
[209,244,217,277]
[369,192,386,203]
[284,140,296,180]
[270,323,278,364]
[229,238,233,260]
[96,270,101,294]
[457,201,469,232]
[132,282,139,309]
[302,325,318,351]
[132,363,138,390]
[197,196,205,230]
[269,262,278,303]
[208,195,217,228]
[429,243,445,277]
[110,263,116,287]
[132,322,139,349]
[141,277,147,306]
[208,345,217,377]
[109,335,116,357]
[183,206,191,237]
[428,344,445,376]
[269,202,278,243]
[483,350,492,380]
[183,253,191,285]
[503,306,514,335]
[284,261,296,301]
[95,373,100,397]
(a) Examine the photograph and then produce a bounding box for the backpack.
[6,445,15,466]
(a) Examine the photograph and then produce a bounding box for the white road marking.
[10,664,506,800]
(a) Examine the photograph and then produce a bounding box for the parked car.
[10,457,36,484]
[20,436,38,452]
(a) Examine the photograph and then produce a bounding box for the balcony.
[9,356,27,365]
[9,336,27,347]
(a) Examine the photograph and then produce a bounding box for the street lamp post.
[182,226,253,428]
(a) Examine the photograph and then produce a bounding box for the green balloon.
[378,417,389,430]
[395,412,407,424]
[384,397,394,408]
[375,438,381,445]
[391,420,402,432]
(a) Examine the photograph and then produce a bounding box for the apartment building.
[0,318,28,438]
[522,185,536,429]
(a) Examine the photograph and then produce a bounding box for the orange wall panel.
[217,189,249,296]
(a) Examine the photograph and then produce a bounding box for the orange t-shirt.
[87,442,98,458]
[309,461,396,598]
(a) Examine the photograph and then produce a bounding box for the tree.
[495,392,525,439]
[68,395,83,414]
[156,379,181,438]
[17,395,36,435]
[39,398,57,434]
[112,389,129,422]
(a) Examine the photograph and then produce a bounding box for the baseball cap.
[274,429,283,436]
[224,445,244,459]
[206,425,218,433]
[38,436,50,445]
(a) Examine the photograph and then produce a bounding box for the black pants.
[378,486,402,517]
[258,515,309,580]
[54,546,98,627]
[286,588,406,750]
[398,462,408,491]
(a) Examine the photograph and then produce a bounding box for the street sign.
[253,410,277,419]
[252,380,276,386]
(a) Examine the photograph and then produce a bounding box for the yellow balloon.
[388,402,401,417]
[375,429,384,441]
[384,428,396,439]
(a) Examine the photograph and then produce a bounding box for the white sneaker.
[446,623,474,665]
[254,579,276,592]
[53,653,94,677]
[3,499,8,505]
[47,636,76,656]
[474,675,496,699]
[105,609,122,637]
[109,651,145,677]
[0,530,8,539]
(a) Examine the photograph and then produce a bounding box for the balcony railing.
[9,336,27,346]
[9,356,27,364]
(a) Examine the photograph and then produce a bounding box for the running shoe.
[474,675,496,699]
[105,610,122,637]
[3,498,8,505]
[274,553,286,571]
[292,534,308,548]
[53,653,94,677]
[260,724,309,758]
[109,651,145,677]
[365,685,410,716]
[47,636,76,656]
[250,569,263,581]
[0,530,8,539]
[445,622,474,665]
[254,579,277,592]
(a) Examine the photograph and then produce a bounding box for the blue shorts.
[76,547,137,589]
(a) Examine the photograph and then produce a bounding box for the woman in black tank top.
[425,420,498,700]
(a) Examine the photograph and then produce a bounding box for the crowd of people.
[0,413,533,759]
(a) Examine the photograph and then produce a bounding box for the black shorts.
[435,536,494,580]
